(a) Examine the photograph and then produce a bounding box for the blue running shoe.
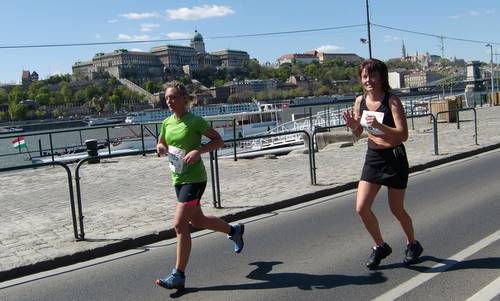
[155,268,185,290]
[228,223,245,253]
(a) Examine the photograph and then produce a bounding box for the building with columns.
[72,30,250,80]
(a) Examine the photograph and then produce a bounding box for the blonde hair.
[164,81,191,107]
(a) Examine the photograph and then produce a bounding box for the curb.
[2,142,500,282]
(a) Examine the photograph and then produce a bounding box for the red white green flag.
[12,136,27,149]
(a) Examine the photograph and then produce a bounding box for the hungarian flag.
[12,136,27,149]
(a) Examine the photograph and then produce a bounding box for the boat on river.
[124,102,260,124]
[0,126,23,134]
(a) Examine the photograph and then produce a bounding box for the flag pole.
[25,143,32,160]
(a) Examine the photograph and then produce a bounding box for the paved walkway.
[1,106,500,281]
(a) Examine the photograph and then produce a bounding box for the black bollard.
[85,139,100,164]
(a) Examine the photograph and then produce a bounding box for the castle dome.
[192,30,203,42]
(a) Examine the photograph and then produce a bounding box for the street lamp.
[365,0,372,58]
[486,44,494,98]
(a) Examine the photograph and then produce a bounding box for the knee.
[173,220,190,234]
[356,204,370,218]
[390,206,409,220]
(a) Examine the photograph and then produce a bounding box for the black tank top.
[359,93,395,128]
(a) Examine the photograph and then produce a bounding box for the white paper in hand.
[360,110,385,135]
[167,145,186,173]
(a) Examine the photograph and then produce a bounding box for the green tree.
[0,88,8,104]
[8,86,26,103]
[8,101,28,120]
[0,111,8,122]
[58,82,73,104]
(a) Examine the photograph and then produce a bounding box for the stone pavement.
[1,106,500,282]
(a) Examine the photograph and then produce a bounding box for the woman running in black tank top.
[343,59,423,269]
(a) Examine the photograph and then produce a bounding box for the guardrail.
[214,130,313,207]
[433,108,477,155]
[0,107,480,241]
[0,161,79,240]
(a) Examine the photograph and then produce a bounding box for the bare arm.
[156,136,168,156]
[343,95,363,137]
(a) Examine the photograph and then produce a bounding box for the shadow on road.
[167,261,387,298]
[374,255,500,273]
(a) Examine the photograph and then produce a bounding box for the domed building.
[190,30,205,54]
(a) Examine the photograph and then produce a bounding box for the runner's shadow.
[168,261,387,298]
[375,256,500,272]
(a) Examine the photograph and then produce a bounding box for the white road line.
[373,229,500,301]
[465,276,500,301]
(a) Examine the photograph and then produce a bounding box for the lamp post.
[365,0,372,58]
[486,44,494,98]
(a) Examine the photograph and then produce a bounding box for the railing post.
[140,124,146,156]
[209,151,218,208]
[473,108,478,145]
[432,114,439,155]
[232,119,237,162]
[74,160,87,240]
[106,127,112,155]
[214,149,221,208]
[49,133,55,162]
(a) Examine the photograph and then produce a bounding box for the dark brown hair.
[359,58,391,92]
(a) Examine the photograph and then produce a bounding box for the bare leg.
[388,187,416,244]
[356,180,384,246]
[173,203,232,272]
[189,205,231,234]
[173,203,195,272]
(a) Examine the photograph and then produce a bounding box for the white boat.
[86,117,123,126]
[0,126,23,134]
[125,103,260,124]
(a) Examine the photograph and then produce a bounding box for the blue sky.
[1,0,499,84]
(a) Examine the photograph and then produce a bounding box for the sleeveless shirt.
[359,93,395,128]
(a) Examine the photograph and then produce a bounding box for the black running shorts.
[174,182,207,205]
[360,144,409,189]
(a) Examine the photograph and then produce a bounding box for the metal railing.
[0,161,79,240]
[0,105,482,241]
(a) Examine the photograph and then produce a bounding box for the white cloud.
[449,14,462,19]
[468,10,480,17]
[167,5,234,21]
[95,34,102,39]
[129,48,144,52]
[166,32,192,39]
[120,12,160,20]
[108,19,118,23]
[315,45,342,53]
[117,34,151,41]
[140,23,160,32]
[486,9,495,14]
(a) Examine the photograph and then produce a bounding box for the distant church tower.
[190,30,205,54]
[401,40,407,61]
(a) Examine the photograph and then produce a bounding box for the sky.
[1,0,499,84]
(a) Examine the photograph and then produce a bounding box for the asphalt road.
[2,150,500,301]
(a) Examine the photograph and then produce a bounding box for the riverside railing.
[211,130,313,207]
[433,108,477,155]
[0,122,161,169]
[0,107,481,240]
[0,161,79,240]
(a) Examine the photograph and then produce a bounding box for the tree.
[0,88,8,105]
[8,101,28,120]
[8,86,26,103]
